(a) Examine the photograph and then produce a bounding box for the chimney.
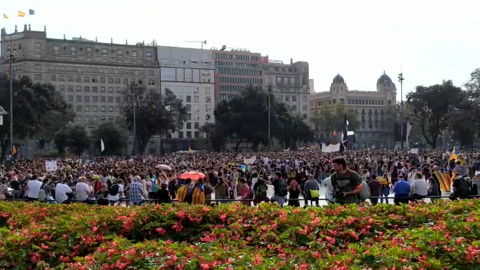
[290,58,293,65]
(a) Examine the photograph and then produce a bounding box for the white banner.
[45,161,58,172]
[410,148,419,154]
[243,156,256,165]
[321,143,340,153]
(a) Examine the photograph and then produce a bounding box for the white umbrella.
[156,164,172,170]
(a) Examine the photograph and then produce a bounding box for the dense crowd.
[1,149,480,206]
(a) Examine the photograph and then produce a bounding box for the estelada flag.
[434,171,454,192]
[176,185,188,203]
[192,186,205,205]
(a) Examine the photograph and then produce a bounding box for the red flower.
[177,211,186,219]
[220,214,227,223]
[156,227,166,235]
[200,263,210,269]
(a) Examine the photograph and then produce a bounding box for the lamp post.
[268,78,273,151]
[398,72,405,149]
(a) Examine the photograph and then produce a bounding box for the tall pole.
[398,71,405,149]
[9,34,13,156]
[268,78,273,151]
[132,70,137,156]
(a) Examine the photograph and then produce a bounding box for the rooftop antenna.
[185,40,207,49]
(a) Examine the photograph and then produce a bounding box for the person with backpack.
[107,179,122,205]
[304,174,320,207]
[450,174,471,200]
[253,177,270,206]
[272,172,288,207]
[330,158,363,205]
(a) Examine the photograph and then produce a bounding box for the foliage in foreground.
[0,200,479,269]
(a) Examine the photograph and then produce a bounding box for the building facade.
[261,58,310,121]
[157,46,215,151]
[212,48,263,102]
[310,72,397,148]
[0,25,160,133]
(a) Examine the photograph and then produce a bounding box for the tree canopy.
[92,122,127,156]
[310,103,360,140]
[0,74,73,159]
[121,83,187,154]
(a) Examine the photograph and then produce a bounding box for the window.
[67,85,74,92]
[186,96,191,102]
[84,96,90,102]
[101,96,106,102]
[34,64,42,71]
[86,48,92,55]
[53,45,60,53]
[75,76,81,82]
[93,106,98,112]
[92,86,98,92]
[186,122,192,129]
[101,116,106,122]
[76,86,82,92]
[178,131,184,139]
[34,74,42,80]
[285,96,290,102]
[71,47,76,55]
[59,75,65,81]
[100,77,106,83]
[292,96,296,102]
[123,78,128,84]
[67,76,73,82]
[92,77,97,83]
[76,105,82,112]
[148,70,154,76]
[100,106,106,112]
[116,106,121,112]
[59,85,65,91]
[84,116,90,122]
[148,79,155,85]
[76,116,82,122]
[76,95,82,102]
[146,52,152,58]
[115,78,121,84]
[108,106,114,112]
[84,76,89,83]
[194,122,200,129]
[108,87,113,93]
[84,86,90,92]
[68,95,73,102]
[84,106,90,112]
[93,96,98,102]
[108,96,113,102]
[100,87,106,93]
[132,51,137,57]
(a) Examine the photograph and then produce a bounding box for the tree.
[213,85,315,151]
[36,110,75,148]
[92,122,127,156]
[54,129,69,156]
[0,74,73,159]
[406,80,466,148]
[200,123,226,152]
[122,83,187,154]
[65,125,90,157]
[309,103,360,140]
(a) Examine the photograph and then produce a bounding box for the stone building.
[0,25,160,132]
[309,72,397,148]
[261,58,310,121]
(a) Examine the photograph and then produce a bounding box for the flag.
[434,171,454,192]
[18,11,26,17]
[29,9,35,15]
[188,147,193,154]
[449,147,458,161]
[12,145,17,155]
[101,138,105,152]
[3,14,8,19]
[340,115,348,152]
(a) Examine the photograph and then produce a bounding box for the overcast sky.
[2,0,480,101]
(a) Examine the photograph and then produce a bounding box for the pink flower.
[156,227,166,235]
[200,263,210,269]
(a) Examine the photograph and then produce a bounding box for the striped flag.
[449,146,459,161]
[18,11,26,17]
[434,171,455,192]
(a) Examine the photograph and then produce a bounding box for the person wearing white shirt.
[75,177,91,202]
[410,173,428,201]
[26,176,43,201]
[55,180,73,204]
[323,176,335,203]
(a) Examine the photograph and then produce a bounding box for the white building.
[157,46,215,149]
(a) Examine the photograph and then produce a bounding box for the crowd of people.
[1,149,480,206]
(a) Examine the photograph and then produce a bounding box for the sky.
[2,0,480,101]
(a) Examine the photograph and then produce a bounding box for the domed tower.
[330,74,348,93]
[377,71,397,104]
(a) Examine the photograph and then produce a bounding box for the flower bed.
[0,200,479,269]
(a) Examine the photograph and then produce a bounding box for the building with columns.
[309,72,397,148]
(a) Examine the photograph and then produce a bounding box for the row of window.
[46,74,155,85]
[67,95,123,103]
[215,61,258,68]
[53,45,153,59]
[59,85,126,93]
[214,53,259,61]
[313,99,390,107]
[218,68,262,76]
[173,131,202,139]
[181,95,212,104]
[273,76,298,87]
[276,95,308,103]
[76,115,121,123]
[48,65,155,76]
[161,67,214,83]
[219,85,246,92]
[75,105,121,113]
[219,77,262,84]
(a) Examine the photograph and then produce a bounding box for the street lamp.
[398,72,405,149]
[268,78,273,151]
